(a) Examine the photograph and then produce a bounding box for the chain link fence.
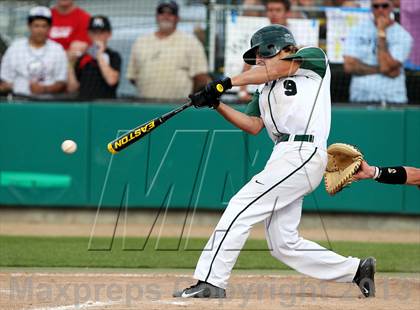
[0,0,419,103]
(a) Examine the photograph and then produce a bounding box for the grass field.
[1,236,419,272]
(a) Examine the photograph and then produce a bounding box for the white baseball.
[61,140,77,154]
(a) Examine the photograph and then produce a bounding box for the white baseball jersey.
[245,47,331,150]
[194,47,360,289]
[0,38,67,96]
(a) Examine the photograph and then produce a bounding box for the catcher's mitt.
[324,143,363,195]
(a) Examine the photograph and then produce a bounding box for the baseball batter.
[173,25,375,298]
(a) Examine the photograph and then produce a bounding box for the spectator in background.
[239,0,290,102]
[49,0,91,60]
[67,16,121,99]
[343,0,413,104]
[0,7,67,96]
[127,1,210,101]
[266,0,290,25]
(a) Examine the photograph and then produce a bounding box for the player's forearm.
[231,59,298,86]
[231,66,277,86]
[358,162,419,186]
[216,102,264,135]
[239,64,252,93]
[371,166,407,184]
[376,37,401,77]
[343,57,379,76]
[97,55,120,86]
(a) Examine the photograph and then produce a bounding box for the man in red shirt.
[49,0,90,58]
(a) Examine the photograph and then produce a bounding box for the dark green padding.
[0,102,419,213]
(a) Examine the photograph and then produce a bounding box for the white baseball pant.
[194,142,360,289]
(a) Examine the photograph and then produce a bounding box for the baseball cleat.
[353,257,376,297]
[173,280,226,298]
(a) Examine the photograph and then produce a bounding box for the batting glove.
[189,78,232,109]
[189,85,220,109]
[207,77,232,97]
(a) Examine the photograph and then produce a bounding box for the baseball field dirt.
[1,270,419,310]
[1,210,419,309]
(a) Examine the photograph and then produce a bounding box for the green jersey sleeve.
[283,47,327,78]
[244,91,260,117]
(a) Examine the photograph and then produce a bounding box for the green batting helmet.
[243,24,296,65]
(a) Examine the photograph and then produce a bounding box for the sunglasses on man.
[372,3,390,9]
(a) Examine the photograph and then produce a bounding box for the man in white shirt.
[343,0,413,104]
[0,6,67,96]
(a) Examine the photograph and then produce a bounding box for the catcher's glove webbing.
[324,143,364,195]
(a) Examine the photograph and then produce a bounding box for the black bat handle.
[160,99,192,122]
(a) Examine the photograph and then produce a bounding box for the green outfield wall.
[0,102,419,214]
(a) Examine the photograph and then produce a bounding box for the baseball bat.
[107,100,192,154]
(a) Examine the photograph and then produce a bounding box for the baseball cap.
[156,0,179,16]
[28,6,52,24]
[88,15,112,32]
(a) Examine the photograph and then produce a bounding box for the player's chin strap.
[373,166,407,184]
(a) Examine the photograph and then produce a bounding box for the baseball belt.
[274,133,314,144]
